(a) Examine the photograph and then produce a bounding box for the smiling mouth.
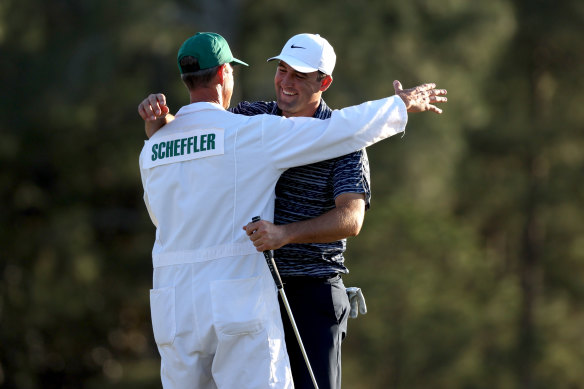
[282,89,296,96]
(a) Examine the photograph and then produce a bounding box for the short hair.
[179,56,220,90]
[316,71,327,82]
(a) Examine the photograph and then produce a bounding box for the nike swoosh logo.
[290,44,305,49]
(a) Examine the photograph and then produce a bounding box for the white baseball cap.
[267,33,336,75]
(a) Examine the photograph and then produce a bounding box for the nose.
[280,72,295,88]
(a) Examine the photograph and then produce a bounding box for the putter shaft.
[251,217,319,389]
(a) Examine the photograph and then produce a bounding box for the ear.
[319,75,333,92]
[217,64,228,84]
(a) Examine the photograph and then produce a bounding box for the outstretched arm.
[137,93,174,138]
[243,193,366,252]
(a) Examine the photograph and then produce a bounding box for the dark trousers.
[278,275,350,389]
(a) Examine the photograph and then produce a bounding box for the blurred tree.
[0,0,192,387]
[454,0,584,388]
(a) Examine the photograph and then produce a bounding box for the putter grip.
[252,216,284,289]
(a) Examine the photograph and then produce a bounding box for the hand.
[137,93,170,121]
[393,80,448,114]
[243,220,288,252]
[346,287,367,318]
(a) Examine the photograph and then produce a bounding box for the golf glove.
[346,287,367,318]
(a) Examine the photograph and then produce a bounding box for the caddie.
[139,31,446,389]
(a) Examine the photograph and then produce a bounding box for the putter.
[252,216,319,389]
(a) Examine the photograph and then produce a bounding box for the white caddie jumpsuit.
[139,96,407,389]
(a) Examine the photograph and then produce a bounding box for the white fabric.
[139,96,407,389]
[150,255,291,389]
[267,33,336,75]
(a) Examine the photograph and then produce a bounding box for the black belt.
[281,274,341,284]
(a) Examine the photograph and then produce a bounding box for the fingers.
[243,221,259,236]
[393,80,403,93]
[137,101,153,121]
[138,102,157,121]
[243,222,265,250]
[417,86,448,114]
[427,104,443,114]
[417,86,448,101]
[138,93,168,121]
[248,226,269,252]
[415,83,436,93]
[427,91,447,114]
[430,96,448,103]
[243,221,285,252]
[247,229,264,251]
[148,94,167,116]
[149,93,166,108]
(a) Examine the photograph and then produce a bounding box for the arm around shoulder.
[138,93,174,138]
[145,114,174,138]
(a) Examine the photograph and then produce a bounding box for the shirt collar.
[273,98,331,119]
[176,101,224,117]
[313,99,331,119]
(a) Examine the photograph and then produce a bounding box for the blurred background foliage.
[1,0,583,388]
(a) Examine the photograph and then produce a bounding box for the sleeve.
[332,149,372,210]
[230,101,273,116]
[262,95,407,171]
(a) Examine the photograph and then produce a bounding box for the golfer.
[139,32,446,389]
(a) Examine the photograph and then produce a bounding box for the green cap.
[177,32,248,74]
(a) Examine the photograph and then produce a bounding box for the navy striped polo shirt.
[230,99,371,278]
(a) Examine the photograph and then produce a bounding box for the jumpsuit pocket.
[150,286,176,346]
[210,276,266,336]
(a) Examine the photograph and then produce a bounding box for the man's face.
[274,61,326,118]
